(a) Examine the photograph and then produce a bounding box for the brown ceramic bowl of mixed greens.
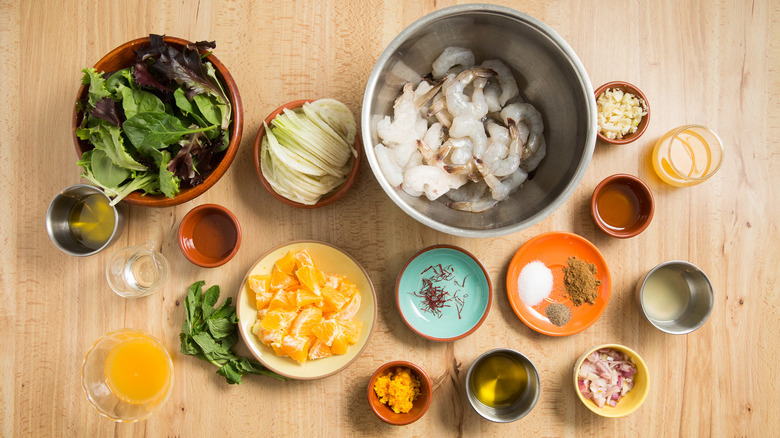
[72,34,243,207]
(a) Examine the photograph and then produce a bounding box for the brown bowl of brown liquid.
[178,204,241,267]
[591,174,654,238]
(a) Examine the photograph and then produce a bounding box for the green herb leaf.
[178,281,288,384]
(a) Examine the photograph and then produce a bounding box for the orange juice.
[104,337,172,405]
[651,125,723,187]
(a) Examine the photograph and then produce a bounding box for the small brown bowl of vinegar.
[178,204,241,268]
[591,174,654,239]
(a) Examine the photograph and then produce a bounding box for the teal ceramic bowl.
[396,245,492,341]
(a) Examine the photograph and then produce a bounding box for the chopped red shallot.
[577,348,637,408]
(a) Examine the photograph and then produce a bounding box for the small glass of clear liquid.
[106,241,170,298]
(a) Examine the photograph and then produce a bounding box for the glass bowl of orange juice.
[651,125,724,187]
[81,329,173,422]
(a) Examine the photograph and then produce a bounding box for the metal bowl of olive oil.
[46,184,124,256]
[465,348,541,422]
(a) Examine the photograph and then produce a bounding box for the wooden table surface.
[2,0,778,436]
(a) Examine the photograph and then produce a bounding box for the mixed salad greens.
[76,34,232,205]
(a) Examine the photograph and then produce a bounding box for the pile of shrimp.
[374,47,546,212]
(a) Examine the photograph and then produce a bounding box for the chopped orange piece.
[332,292,361,320]
[294,250,315,269]
[257,308,268,320]
[312,319,339,346]
[256,327,284,347]
[268,289,298,311]
[270,265,298,291]
[296,288,324,307]
[275,250,298,275]
[338,319,362,344]
[260,309,297,332]
[308,339,333,360]
[248,275,273,310]
[339,280,358,298]
[290,306,322,338]
[323,274,342,288]
[296,265,325,294]
[331,334,349,355]
[278,335,311,363]
[320,285,351,313]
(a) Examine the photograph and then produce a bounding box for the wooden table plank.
[2,0,778,436]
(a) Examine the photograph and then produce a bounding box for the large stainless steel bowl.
[362,4,597,237]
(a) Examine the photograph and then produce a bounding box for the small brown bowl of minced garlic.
[594,81,650,145]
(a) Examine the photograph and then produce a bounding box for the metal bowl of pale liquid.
[637,261,714,334]
[46,184,124,256]
[362,4,597,237]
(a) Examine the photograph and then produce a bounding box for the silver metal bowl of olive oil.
[465,348,541,422]
[46,184,123,256]
[637,261,714,334]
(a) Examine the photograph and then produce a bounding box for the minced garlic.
[373,367,421,414]
[597,88,647,140]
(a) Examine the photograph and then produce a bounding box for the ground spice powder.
[545,303,571,326]
[562,257,602,306]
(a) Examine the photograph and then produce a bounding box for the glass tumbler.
[106,240,170,298]
[651,125,724,187]
[81,329,174,422]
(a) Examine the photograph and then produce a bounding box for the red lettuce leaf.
[91,97,122,127]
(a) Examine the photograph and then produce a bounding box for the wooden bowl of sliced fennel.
[253,99,361,208]
[72,35,243,208]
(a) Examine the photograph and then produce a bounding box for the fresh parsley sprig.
[179,281,287,384]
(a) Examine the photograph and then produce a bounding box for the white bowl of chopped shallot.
[573,344,650,417]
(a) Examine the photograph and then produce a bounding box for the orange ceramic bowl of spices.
[178,204,241,267]
[591,174,654,238]
[368,361,432,426]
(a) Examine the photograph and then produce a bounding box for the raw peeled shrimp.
[481,59,519,107]
[483,119,522,177]
[500,102,546,171]
[375,47,546,212]
[374,143,404,187]
[445,181,498,212]
[422,123,444,153]
[448,196,499,213]
[474,157,528,201]
[427,93,453,128]
[501,103,543,139]
[402,165,467,200]
[483,82,502,113]
[450,116,488,158]
[432,47,475,80]
[445,68,495,119]
[377,83,428,145]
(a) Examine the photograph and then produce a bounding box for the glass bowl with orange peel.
[236,241,377,380]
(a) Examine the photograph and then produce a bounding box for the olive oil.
[68,194,115,249]
[469,353,528,408]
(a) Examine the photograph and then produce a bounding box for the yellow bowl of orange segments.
[237,240,377,380]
